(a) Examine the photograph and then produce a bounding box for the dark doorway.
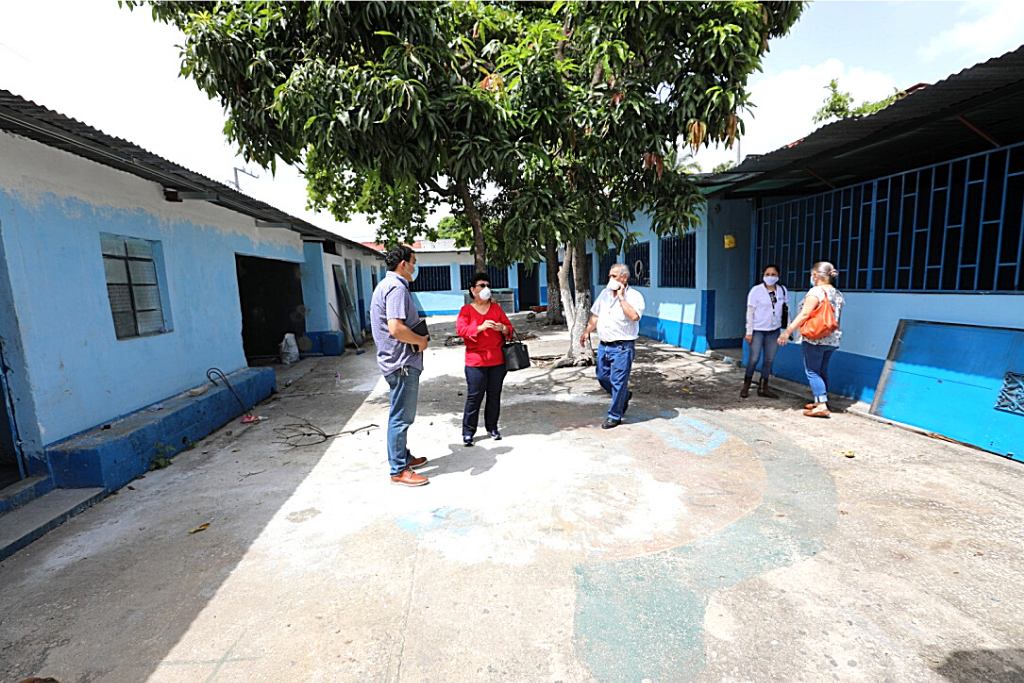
[0,364,21,489]
[235,255,306,362]
[517,263,541,309]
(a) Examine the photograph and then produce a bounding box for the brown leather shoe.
[391,469,429,486]
[802,407,830,418]
[408,456,427,469]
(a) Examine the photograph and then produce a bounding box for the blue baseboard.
[304,330,345,356]
[640,316,709,353]
[45,367,276,491]
[755,344,884,403]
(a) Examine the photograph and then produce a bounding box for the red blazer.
[456,303,514,367]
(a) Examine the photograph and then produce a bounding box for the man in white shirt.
[580,263,646,428]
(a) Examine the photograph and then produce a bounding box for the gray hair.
[811,261,839,282]
[610,263,630,277]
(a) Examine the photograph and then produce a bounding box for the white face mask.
[478,286,492,300]
[763,275,779,286]
[607,278,622,291]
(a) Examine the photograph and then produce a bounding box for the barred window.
[101,234,167,339]
[659,233,697,288]
[410,265,452,292]
[598,248,619,280]
[756,143,1024,292]
[459,264,509,289]
[625,242,651,287]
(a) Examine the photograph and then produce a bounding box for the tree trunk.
[554,236,595,367]
[455,179,487,272]
[558,240,575,323]
[544,239,565,325]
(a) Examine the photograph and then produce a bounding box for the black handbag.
[502,330,531,371]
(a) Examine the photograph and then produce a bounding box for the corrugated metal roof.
[704,45,1024,198]
[0,89,380,258]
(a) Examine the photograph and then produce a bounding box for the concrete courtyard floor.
[2,313,1023,682]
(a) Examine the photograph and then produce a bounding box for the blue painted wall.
[0,188,303,450]
[749,291,1024,404]
[705,199,753,343]
[301,241,331,333]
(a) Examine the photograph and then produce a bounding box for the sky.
[2,1,1024,241]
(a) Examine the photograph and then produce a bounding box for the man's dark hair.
[385,244,415,271]
[469,272,489,291]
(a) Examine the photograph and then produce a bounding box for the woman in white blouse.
[742,264,788,398]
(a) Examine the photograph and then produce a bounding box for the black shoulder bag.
[502,329,531,371]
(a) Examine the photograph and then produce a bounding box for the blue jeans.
[746,328,780,380]
[383,366,421,476]
[802,343,836,404]
[463,364,507,437]
[596,341,635,420]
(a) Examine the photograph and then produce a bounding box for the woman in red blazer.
[455,272,515,446]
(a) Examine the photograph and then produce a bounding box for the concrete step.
[0,487,105,562]
[0,475,56,517]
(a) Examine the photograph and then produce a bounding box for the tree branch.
[424,178,454,197]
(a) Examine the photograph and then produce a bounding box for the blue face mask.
[405,262,417,281]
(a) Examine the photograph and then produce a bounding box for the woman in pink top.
[456,272,515,446]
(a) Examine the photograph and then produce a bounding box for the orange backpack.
[800,288,839,340]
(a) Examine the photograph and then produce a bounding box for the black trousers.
[463,363,507,437]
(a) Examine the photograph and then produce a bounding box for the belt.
[600,339,635,347]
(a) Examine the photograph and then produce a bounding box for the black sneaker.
[463,436,474,447]
[488,430,502,440]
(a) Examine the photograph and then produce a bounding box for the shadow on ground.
[936,648,1024,682]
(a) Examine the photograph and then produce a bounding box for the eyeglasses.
[475,283,490,288]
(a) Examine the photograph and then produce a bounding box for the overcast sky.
[2,1,1023,241]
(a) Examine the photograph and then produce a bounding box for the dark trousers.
[463,363,507,437]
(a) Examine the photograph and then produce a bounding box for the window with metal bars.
[755,143,1024,293]
[409,265,452,292]
[659,233,697,288]
[598,248,619,281]
[625,242,651,287]
[459,265,510,289]
[101,234,167,339]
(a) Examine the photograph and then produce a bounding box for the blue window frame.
[459,265,509,289]
[659,233,697,288]
[625,242,651,287]
[755,142,1024,292]
[410,265,451,292]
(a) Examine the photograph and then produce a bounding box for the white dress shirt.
[591,286,646,342]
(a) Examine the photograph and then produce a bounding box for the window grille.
[659,233,697,288]
[996,372,1024,416]
[599,248,619,281]
[755,143,1024,293]
[101,234,166,339]
[410,265,452,292]
[459,265,509,289]
[625,242,651,287]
